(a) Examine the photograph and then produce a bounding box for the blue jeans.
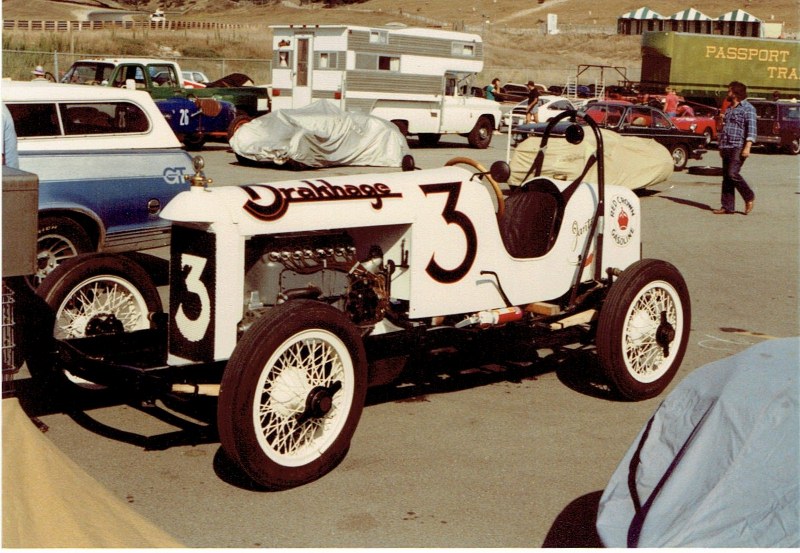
[719,147,755,212]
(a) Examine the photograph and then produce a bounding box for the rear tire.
[670,144,689,171]
[596,259,691,401]
[785,137,800,155]
[227,114,252,142]
[30,254,162,390]
[183,133,206,151]
[218,300,367,489]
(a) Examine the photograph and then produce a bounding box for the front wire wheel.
[218,300,367,489]
[596,259,691,401]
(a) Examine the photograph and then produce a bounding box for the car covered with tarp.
[229,100,410,169]
[597,337,799,547]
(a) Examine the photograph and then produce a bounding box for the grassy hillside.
[3,0,798,86]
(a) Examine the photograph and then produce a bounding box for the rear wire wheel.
[218,300,367,490]
[596,259,691,401]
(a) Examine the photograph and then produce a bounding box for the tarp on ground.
[2,398,184,547]
[230,100,410,168]
[509,128,674,190]
[596,337,800,547]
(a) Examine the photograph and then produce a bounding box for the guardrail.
[3,19,251,31]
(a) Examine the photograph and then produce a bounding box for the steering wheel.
[445,157,505,219]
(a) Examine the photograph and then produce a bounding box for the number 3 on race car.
[422,182,477,284]
[175,254,211,342]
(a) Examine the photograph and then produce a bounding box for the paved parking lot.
[11,134,800,547]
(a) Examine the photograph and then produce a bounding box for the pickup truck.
[62,58,270,145]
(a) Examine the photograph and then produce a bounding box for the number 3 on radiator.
[175,253,211,342]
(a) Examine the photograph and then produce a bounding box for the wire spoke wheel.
[597,259,691,401]
[218,300,367,490]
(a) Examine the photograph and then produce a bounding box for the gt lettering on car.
[169,225,216,361]
[420,181,477,283]
[163,166,189,185]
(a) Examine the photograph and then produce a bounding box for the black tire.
[418,133,441,147]
[670,144,689,171]
[468,115,493,149]
[785,137,800,155]
[596,259,691,401]
[183,133,206,151]
[227,114,252,142]
[32,216,93,287]
[391,120,408,137]
[687,165,723,176]
[29,253,162,389]
[217,300,367,490]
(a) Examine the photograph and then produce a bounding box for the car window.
[606,106,624,126]
[7,101,150,138]
[628,107,651,126]
[782,105,800,120]
[112,65,147,89]
[149,64,179,87]
[6,103,61,137]
[651,111,671,128]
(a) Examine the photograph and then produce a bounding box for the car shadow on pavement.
[542,490,604,547]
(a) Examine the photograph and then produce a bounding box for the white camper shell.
[270,24,503,148]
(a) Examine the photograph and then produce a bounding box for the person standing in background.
[525,81,540,124]
[663,87,679,116]
[485,78,501,101]
[713,81,756,216]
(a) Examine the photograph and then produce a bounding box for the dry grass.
[3,0,797,85]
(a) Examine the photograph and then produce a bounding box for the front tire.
[785,137,800,155]
[30,254,162,389]
[227,114,252,142]
[468,115,493,149]
[596,259,691,401]
[217,300,367,490]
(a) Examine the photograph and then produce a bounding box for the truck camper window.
[452,42,476,57]
[369,30,388,44]
[317,52,338,69]
[356,53,400,71]
[6,103,60,137]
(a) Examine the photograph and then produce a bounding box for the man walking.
[713,81,756,215]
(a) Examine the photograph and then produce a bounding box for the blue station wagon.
[3,81,193,284]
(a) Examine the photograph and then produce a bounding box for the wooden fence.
[3,19,252,32]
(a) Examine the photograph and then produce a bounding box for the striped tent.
[667,7,713,34]
[718,9,762,37]
[617,6,665,35]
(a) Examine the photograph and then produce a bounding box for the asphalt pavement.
[10,133,800,547]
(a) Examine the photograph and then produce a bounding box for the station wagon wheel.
[786,137,800,155]
[30,253,162,389]
[218,300,367,490]
[596,259,691,401]
[670,144,689,171]
[31,216,93,287]
[445,157,505,219]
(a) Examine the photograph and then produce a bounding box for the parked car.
[496,82,545,103]
[748,98,800,155]
[504,95,577,129]
[3,81,193,284]
[583,101,707,170]
[182,70,210,85]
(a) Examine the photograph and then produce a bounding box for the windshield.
[61,62,114,85]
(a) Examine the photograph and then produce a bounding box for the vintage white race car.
[32,112,691,490]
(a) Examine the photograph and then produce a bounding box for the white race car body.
[162,166,640,363]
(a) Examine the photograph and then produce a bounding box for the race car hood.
[160,166,473,235]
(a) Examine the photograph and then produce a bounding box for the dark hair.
[728,81,747,101]
[527,80,535,87]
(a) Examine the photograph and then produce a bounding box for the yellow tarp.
[509,128,674,190]
[2,398,184,548]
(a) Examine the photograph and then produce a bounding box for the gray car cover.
[596,337,800,547]
[230,100,410,168]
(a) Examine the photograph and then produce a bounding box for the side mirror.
[489,160,511,183]
[565,124,585,145]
